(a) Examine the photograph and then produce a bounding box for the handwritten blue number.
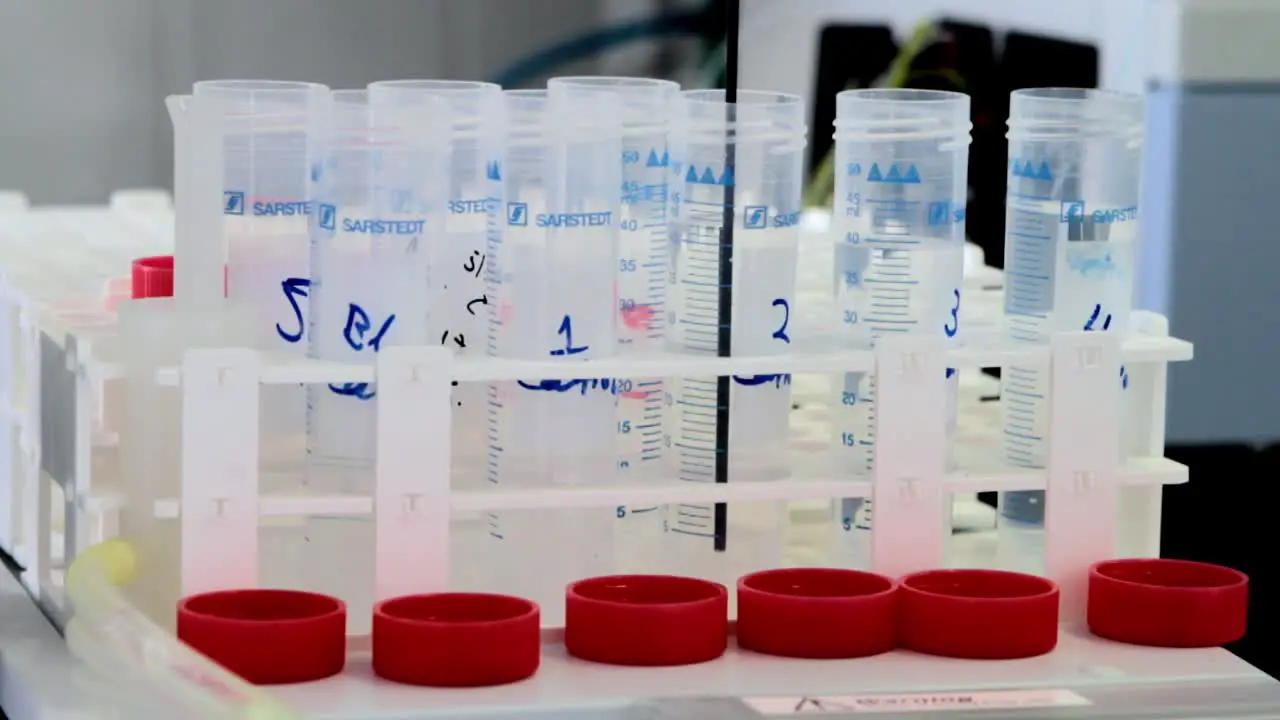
[772,298,791,344]
[551,315,589,356]
[518,314,606,394]
[343,304,395,352]
[330,303,395,400]
[1084,303,1112,332]
[276,278,311,344]
[944,289,960,338]
[1083,303,1126,389]
[734,298,792,387]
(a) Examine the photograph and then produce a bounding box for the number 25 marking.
[772,298,791,344]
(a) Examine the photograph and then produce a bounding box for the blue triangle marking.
[486,160,501,181]
[885,164,903,183]
[1022,160,1036,178]
[718,166,735,187]
[700,167,717,185]
[1037,161,1053,181]
[903,164,921,183]
[686,165,699,183]
[867,163,884,182]
[646,149,662,167]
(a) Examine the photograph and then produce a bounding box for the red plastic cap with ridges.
[131,255,174,299]
[566,575,728,666]
[737,568,896,658]
[177,589,346,684]
[899,569,1058,659]
[1088,558,1248,648]
[373,592,540,687]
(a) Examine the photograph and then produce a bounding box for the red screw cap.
[373,592,540,687]
[1088,558,1248,648]
[737,568,896,658]
[899,569,1058,659]
[177,589,346,684]
[565,574,728,666]
[131,255,174,299]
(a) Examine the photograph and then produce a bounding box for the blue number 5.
[772,298,791,344]
[276,277,311,344]
[944,289,960,338]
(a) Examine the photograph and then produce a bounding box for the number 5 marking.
[276,277,311,344]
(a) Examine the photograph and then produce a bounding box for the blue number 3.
[944,289,960,338]
[772,298,791,344]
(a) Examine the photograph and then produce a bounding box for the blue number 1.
[551,315,589,356]
[772,298,791,344]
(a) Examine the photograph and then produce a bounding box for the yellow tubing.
[65,539,300,720]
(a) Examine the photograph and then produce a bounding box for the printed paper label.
[745,688,1091,714]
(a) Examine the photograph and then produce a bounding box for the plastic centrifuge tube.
[547,76,679,572]
[191,80,328,458]
[665,89,806,584]
[303,90,449,633]
[829,89,971,568]
[366,80,504,488]
[485,89,624,620]
[999,88,1143,573]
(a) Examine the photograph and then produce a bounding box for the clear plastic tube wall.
[485,88,624,621]
[829,88,971,568]
[665,89,806,585]
[192,80,328,455]
[302,90,449,633]
[366,80,504,490]
[1000,88,1144,574]
[547,76,680,572]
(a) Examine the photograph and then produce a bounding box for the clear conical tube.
[999,88,1144,574]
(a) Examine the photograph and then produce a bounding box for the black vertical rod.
[713,0,740,552]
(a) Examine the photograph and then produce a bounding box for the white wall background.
[0,0,670,204]
[739,0,1149,102]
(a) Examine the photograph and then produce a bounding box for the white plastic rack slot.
[2,195,1273,720]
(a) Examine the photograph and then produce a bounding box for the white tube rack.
[2,196,1275,720]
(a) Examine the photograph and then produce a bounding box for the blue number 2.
[276,278,311,344]
[733,299,792,388]
[772,298,791,344]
